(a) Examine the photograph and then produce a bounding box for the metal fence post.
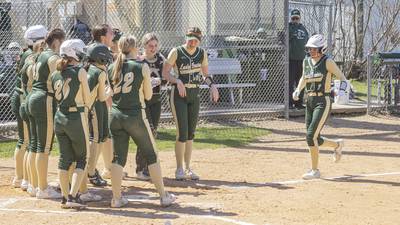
[367,54,372,115]
[284,0,289,119]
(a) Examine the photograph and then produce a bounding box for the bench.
[207,58,256,105]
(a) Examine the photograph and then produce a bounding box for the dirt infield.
[0,115,399,225]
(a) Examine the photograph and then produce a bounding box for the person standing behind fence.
[289,9,308,110]
[19,25,48,197]
[162,27,219,181]
[52,39,90,209]
[292,34,345,180]
[135,33,166,181]
[27,28,65,199]
[108,35,176,207]
[11,34,33,190]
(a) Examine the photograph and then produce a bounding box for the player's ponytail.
[56,57,72,71]
[112,35,137,86]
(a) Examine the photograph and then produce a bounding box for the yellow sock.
[320,137,339,149]
[28,152,38,187]
[58,170,69,198]
[175,141,185,169]
[184,140,193,170]
[70,169,85,197]
[148,161,166,198]
[309,146,319,170]
[111,163,123,199]
[14,147,25,180]
[23,151,29,181]
[87,141,99,176]
[36,153,49,190]
[101,139,113,172]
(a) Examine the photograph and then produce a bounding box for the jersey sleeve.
[326,58,346,81]
[142,63,153,100]
[166,48,178,66]
[97,71,107,102]
[78,68,91,109]
[201,49,209,67]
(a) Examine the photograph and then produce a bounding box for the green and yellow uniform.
[300,55,345,146]
[136,53,165,173]
[87,65,108,143]
[167,45,208,142]
[20,53,37,152]
[108,59,154,167]
[27,49,58,153]
[11,48,32,151]
[52,66,91,170]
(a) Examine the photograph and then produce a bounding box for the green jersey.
[52,65,84,110]
[303,55,329,93]
[15,49,33,93]
[32,49,57,93]
[175,46,205,85]
[20,54,38,96]
[108,59,144,111]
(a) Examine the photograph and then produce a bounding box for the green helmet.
[86,43,113,65]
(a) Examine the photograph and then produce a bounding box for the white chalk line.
[196,171,400,189]
[0,197,260,225]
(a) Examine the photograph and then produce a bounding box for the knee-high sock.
[23,151,29,181]
[309,146,319,170]
[175,141,185,169]
[36,153,49,190]
[68,162,76,181]
[111,163,123,199]
[14,147,25,180]
[87,141,100,176]
[58,170,69,198]
[70,168,85,197]
[79,168,88,193]
[28,152,38,187]
[148,161,166,198]
[101,139,113,172]
[184,140,193,170]
[320,137,339,149]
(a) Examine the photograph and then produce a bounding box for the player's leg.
[128,110,175,207]
[185,88,200,180]
[170,86,188,180]
[109,110,129,208]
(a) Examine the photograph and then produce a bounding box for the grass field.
[0,125,270,158]
[350,79,378,101]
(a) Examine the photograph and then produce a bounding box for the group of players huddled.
[11,23,219,209]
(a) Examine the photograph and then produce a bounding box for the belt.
[184,83,199,88]
[307,92,330,97]
[58,106,85,113]
[47,92,55,97]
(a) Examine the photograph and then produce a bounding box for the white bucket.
[334,80,350,105]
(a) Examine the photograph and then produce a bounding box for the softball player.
[18,25,48,196]
[11,34,33,190]
[52,39,90,209]
[162,27,219,180]
[108,35,175,208]
[81,44,113,199]
[293,34,345,180]
[85,24,115,184]
[27,28,65,198]
[135,32,166,181]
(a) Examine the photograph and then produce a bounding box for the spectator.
[289,9,308,110]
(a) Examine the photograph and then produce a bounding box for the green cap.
[291,9,301,17]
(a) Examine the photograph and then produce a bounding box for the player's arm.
[48,55,59,78]
[97,71,107,102]
[142,63,153,100]
[26,64,33,93]
[295,60,306,92]
[326,58,346,81]
[78,68,91,109]
[162,48,179,84]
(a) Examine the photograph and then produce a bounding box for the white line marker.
[186,215,260,225]
[0,198,19,208]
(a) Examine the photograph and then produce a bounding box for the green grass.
[350,79,377,101]
[0,126,270,158]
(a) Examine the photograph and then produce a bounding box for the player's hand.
[151,77,161,88]
[210,84,219,102]
[176,79,186,97]
[106,96,112,108]
[292,89,300,101]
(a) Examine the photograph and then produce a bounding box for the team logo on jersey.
[294,29,307,40]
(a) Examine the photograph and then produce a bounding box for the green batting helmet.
[87,43,113,65]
